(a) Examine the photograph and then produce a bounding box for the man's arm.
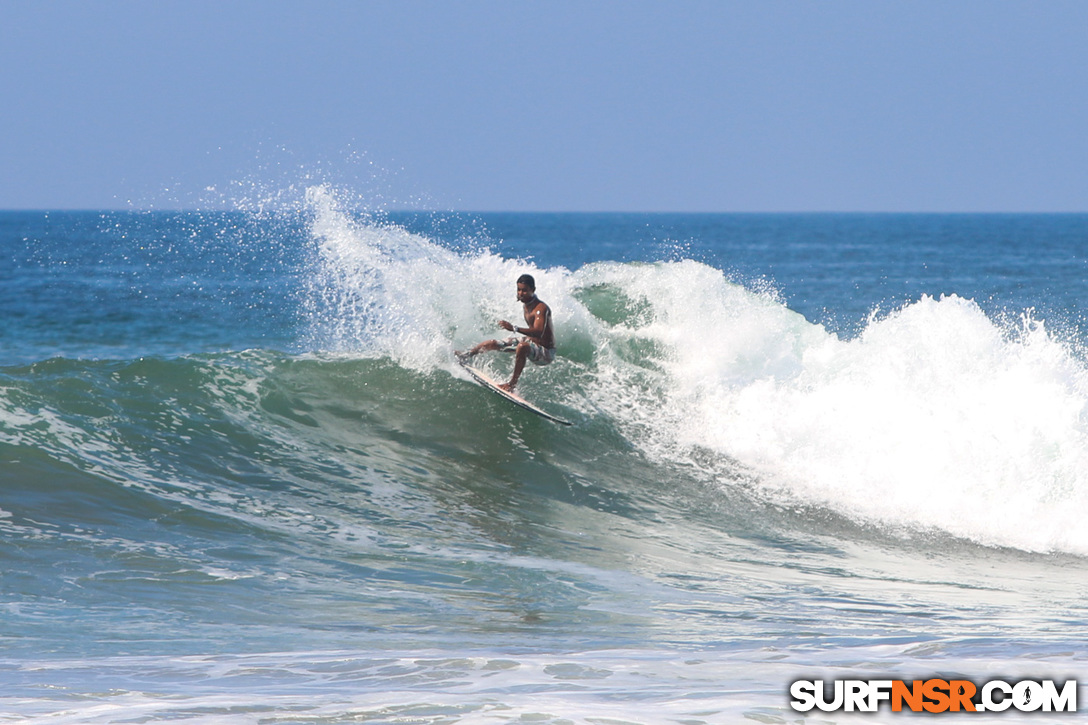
[512,304,548,341]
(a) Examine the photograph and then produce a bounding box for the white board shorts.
[501,337,556,366]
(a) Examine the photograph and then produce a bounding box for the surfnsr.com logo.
[789,679,1078,713]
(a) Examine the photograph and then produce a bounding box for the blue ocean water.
[2,190,1087,722]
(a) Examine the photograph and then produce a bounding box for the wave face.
[3,200,1088,722]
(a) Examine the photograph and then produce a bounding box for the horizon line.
[2,207,1087,216]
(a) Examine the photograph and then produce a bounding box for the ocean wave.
[296,188,1088,555]
[4,191,1088,559]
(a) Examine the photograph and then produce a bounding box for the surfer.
[458,274,556,392]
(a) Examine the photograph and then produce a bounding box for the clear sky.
[2,0,1086,212]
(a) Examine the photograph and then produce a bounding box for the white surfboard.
[457,358,573,426]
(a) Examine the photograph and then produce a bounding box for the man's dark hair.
[517,274,536,290]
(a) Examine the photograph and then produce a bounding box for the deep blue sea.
[2,188,1088,722]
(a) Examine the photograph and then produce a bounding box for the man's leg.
[500,341,531,391]
[459,339,503,360]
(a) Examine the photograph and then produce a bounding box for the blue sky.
[2,1,1086,212]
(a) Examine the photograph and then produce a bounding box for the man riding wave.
[457,274,555,392]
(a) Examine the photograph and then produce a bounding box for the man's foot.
[498,382,516,393]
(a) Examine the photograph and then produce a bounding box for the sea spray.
[300,185,603,374]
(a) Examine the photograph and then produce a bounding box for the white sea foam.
[4,646,1076,725]
[601,264,1088,555]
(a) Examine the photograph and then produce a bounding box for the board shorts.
[500,337,556,366]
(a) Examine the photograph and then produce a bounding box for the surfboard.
[457,358,573,426]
